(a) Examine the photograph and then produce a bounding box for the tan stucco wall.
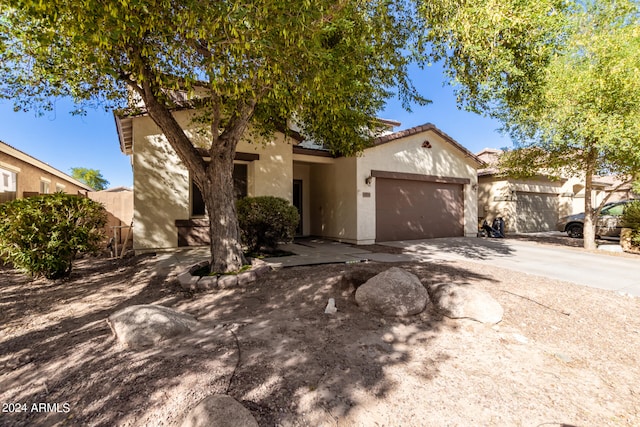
[244,133,293,200]
[130,113,296,250]
[357,130,480,240]
[131,115,190,250]
[88,190,133,245]
[0,151,90,199]
[308,157,358,242]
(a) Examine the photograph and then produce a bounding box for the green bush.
[622,200,640,246]
[237,196,299,253]
[0,193,107,279]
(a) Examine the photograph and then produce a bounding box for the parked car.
[556,200,632,238]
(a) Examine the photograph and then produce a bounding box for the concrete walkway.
[263,238,414,267]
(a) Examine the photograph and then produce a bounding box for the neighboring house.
[476,148,609,233]
[0,140,93,203]
[593,175,639,203]
[115,109,483,252]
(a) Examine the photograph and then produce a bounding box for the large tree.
[0,0,421,272]
[496,0,640,249]
[420,0,640,249]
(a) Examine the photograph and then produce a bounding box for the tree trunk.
[583,155,597,251]
[202,144,247,273]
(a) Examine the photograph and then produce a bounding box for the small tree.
[70,167,110,191]
[0,193,107,279]
[237,197,299,254]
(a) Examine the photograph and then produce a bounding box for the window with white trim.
[40,179,50,194]
[0,167,17,203]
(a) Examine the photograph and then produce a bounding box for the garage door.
[375,178,464,241]
[515,192,559,232]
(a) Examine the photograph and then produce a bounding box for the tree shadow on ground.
[386,236,516,260]
[171,261,498,425]
[1,256,498,426]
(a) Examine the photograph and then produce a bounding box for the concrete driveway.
[380,237,640,296]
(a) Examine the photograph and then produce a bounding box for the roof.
[0,140,94,191]
[372,123,485,167]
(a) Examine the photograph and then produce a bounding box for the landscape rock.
[429,283,503,324]
[107,304,199,349]
[217,274,238,289]
[355,267,428,316]
[180,394,259,427]
[197,275,218,290]
[237,270,257,285]
[178,271,200,290]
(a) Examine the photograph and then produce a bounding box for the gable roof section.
[371,123,484,167]
[0,140,94,191]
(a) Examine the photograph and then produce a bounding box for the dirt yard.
[1,244,639,426]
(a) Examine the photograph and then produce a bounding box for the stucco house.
[476,148,609,233]
[0,140,93,203]
[115,109,483,252]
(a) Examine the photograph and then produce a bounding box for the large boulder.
[429,283,503,324]
[355,267,428,316]
[180,395,259,427]
[107,304,199,349]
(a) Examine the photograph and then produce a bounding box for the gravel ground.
[1,243,639,426]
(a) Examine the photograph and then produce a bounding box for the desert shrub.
[237,196,299,253]
[0,193,107,279]
[622,200,640,246]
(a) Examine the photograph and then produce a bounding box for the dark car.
[556,200,631,238]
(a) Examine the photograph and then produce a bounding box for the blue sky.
[0,64,512,188]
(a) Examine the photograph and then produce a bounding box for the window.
[191,164,248,217]
[0,167,17,203]
[602,203,625,216]
[40,180,50,194]
[55,183,65,193]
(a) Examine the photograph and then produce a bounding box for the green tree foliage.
[418,0,568,114]
[622,200,640,246]
[495,0,640,249]
[0,0,421,272]
[70,167,109,191]
[0,193,107,279]
[237,196,299,253]
[419,0,640,249]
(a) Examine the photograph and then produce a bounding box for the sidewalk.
[264,238,414,268]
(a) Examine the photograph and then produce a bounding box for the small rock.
[513,333,528,344]
[197,275,217,290]
[324,298,337,314]
[217,275,238,289]
[178,272,200,289]
[180,394,258,427]
[237,271,257,286]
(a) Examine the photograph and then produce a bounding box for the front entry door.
[293,179,303,236]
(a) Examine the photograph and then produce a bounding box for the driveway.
[380,237,640,296]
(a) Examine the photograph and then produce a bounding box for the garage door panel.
[376,178,464,241]
[516,192,559,232]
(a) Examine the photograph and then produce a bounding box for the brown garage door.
[515,192,559,232]
[375,178,464,241]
